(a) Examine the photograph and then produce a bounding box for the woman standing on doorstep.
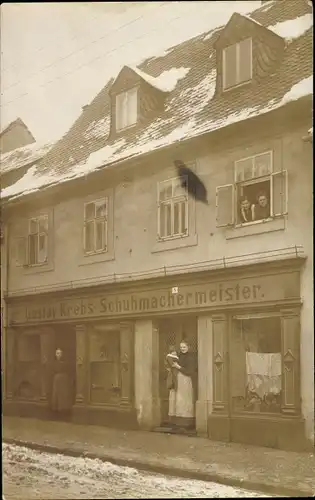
[171,340,197,430]
[50,347,73,421]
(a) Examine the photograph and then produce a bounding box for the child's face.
[241,199,250,211]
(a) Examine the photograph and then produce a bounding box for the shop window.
[16,334,41,400]
[216,151,287,228]
[84,198,108,255]
[89,331,121,404]
[115,87,138,131]
[222,38,252,91]
[157,176,189,240]
[231,316,282,414]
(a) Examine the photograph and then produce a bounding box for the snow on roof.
[268,13,313,42]
[1,73,312,203]
[83,117,110,140]
[1,0,312,203]
[280,76,312,105]
[130,66,191,93]
[259,1,277,13]
[242,13,264,27]
[0,141,54,175]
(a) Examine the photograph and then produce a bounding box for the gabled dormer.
[214,12,285,94]
[109,65,169,136]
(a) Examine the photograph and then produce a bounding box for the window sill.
[226,217,285,240]
[151,233,198,253]
[21,261,54,275]
[78,250,115,267]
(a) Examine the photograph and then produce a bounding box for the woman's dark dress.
[51,360,72,413]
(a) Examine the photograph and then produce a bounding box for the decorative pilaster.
[40,328,55,401]
[75,324,87,404]
[212,314,229,413]
[5,328,16,400]
[281,308,300,415]
[119,322,134,406]
[134,320,160,429]
[196,315,213,435]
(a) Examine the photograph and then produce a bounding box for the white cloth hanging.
[246,352,282,399]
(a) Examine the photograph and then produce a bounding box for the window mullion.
[93,219,96,252]
[236,42,240,84]
[171,201,174,236]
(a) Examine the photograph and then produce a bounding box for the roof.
[0,141,54,176]
[1,0,313,202]
[0,117,35,142]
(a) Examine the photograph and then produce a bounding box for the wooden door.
[158,315,197,425]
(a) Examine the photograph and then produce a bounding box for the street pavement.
[3,443,270,499]
[2,416,315,497]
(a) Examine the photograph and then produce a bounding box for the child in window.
[239,196,254,223]
[253,191,270,221]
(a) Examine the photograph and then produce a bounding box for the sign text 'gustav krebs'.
[9,272,300,324]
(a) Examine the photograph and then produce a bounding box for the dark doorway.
[158,315,198,429]
[54,325,76,406]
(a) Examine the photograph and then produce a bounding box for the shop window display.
[231,316,282,413]
[16,334,41,399]
[89,331,121,404]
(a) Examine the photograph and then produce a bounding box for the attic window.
[222,38,252,91]
[115,87,138,131]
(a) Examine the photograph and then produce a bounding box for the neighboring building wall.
[6,119,314,442]
[0,122,35,155]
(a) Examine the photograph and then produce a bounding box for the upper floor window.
[157,176,188,240]
[216,150,288,228]
[116,87,138,131]
[28,215,48,265]
[84,198,108,255]
[223,38,252,90]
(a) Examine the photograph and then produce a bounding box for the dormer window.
[115,87,138,131]
[222,38,252,90]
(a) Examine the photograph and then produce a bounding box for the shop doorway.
[54,325,76,406]
[158,315,198,431]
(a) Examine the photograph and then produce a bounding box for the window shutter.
[223,44,237,90]
[271,170,288,216]
[15,237,27,267]
[216,184,234,227]
[238,38,252,83]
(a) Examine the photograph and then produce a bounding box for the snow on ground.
[268,13,313,42]
[3,443,271,499]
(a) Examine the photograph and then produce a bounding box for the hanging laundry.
[246,352,282,400]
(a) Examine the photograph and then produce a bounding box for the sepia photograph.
[0,0,314,498]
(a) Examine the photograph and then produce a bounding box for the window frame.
[157,175,189,241]
[222,37,253,91]
[88,329,122,406]
[115,87,138,131]
[216,149,288,229]
[229,310,300,417]
[27,214,49,267]
[83,197,109,256]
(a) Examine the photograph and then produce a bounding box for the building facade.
[1,0,313,451]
